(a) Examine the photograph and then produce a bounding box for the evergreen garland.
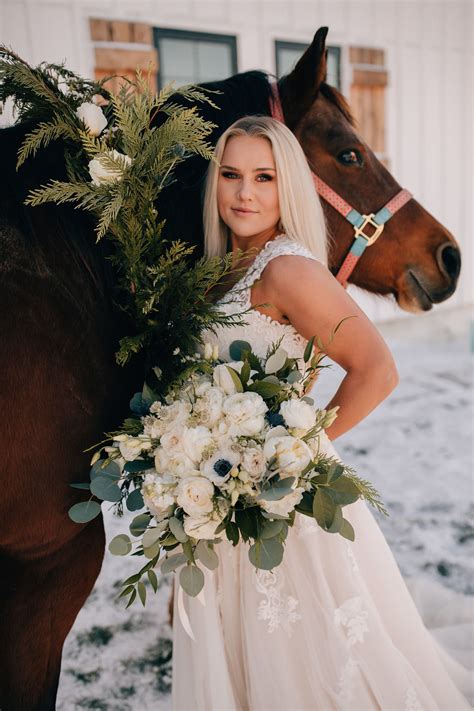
[0,46,247,391]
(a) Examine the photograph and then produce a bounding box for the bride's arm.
[264,256,399,441]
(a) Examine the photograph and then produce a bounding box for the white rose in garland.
[183,498,230,540]
[176,476,214,516]
[223,392,268,437]
[88,149,132,186]
[280,399,316,432]
[76,101,107,136]
[263,435,312,477]
[241,446,266,482]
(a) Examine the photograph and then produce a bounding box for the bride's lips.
[232,207,257,215]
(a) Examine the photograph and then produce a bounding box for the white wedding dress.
[172,235,473,711]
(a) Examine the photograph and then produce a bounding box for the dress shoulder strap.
[241,234,320,288]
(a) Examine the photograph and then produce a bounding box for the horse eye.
[337,149,363,166]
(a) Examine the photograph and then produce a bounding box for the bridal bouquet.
[70,337,386,605]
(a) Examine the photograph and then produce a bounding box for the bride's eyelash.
[220,171,274,181]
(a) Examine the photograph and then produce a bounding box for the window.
[153,28,238,89]
[275,41,341,90]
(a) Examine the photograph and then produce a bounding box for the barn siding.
[1,0,471,324]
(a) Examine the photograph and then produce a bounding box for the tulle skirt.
[172,440,473,711]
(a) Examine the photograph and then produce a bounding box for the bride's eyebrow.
[220,165,276,171]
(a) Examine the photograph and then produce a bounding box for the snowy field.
[56,338,474,710]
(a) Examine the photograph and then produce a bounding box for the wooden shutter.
[89,18,158,93]
[349,47,389,168]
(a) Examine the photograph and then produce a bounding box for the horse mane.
[319,82,355,127]
[0,122,117,311]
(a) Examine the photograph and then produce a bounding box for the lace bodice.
[200,234,320,364]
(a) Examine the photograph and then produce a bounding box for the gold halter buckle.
[354,214,385,246]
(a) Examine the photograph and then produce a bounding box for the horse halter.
[269,82,413,288]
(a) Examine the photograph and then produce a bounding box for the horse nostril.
[437,243,461,281]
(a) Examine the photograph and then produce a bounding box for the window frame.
[153,27,238,89]
[275,40,341,89]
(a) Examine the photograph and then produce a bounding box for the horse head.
[279,27,461,312]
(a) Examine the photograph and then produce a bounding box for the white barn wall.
[0,0,472,328]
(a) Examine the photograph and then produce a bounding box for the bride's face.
[217,135,280,242]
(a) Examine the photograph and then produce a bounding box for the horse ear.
[279,27,328,130]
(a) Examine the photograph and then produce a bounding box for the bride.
[171,116,472,710]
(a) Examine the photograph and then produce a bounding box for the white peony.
[263,435,312,477]
[76,102,108,136]
[142,472,176,518]
[259,486,305,517]
[88,149,132,186]
[160,424,186,455]
[280,399,316,432]
[181,426,214,464]
[241,446,266,482]
[222,392,268,437]
[183,498,229,540]
[200,446,241,485]
[176,475,215,516]
[154,448,199,479]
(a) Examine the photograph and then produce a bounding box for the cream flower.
[280,399,316,432]
[76,102,107,136]
[183,498,229,540]
[241,446,266,482]
[142,472,176,518]
[116,436,152,461]
[213,362,243,395]
[263,435,312,477]
[222,392,268,437]
[194,386,225,427]
[200,446,241,485]
[181,426,214,464]
[88,149,132,186]
[176,476,215,516]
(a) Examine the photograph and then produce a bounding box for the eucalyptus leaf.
[129,513,152,537]
[180,565,205,597]
[147,569,159,592]
[137,580,147,606]
[327,462,345,484]
[229,340,251,360]
[286,370,302,383]
[169,516,189,543]
[330,477,360,497]
[248,538,284,570]
[240,359,251,384]
[143,540,161,559]
[195,540,219,570]
[90,475,122,503]
[68,500,101,523]
[340,518,355,542]
[123,459,154,474]
[260,519,284,539]
[304,336,315,362]
[126,488,144,511]
[225,521,239,545]
[160,552,188,574]
[257,477,295,502]
[109,534,132,556]
[327,505,343,533]
[70,482,90,490]
[247,380,281,399]
[265,348,288,374]
[313,488,336,529]
[235,507,261,539]
[142,527,162,549]
[90,459,120,480]
[118,584,135,598]
[125,589,137,609]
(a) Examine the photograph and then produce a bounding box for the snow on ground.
[57,338,473,710]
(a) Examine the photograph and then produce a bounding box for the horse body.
[0,27,461,709]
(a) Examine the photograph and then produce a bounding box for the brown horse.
[0,26,460,710]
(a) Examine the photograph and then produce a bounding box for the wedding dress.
[172,234,473,711]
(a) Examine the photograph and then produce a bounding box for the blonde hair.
[203,115,330,265]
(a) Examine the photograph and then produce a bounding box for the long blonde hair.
[203,115,330,265]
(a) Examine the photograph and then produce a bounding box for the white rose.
[194,375,213,397]
[181,426,214,464]
[117,436,152,461]
[154,448,199,478]
[142,472,176,517]
[88,149,132,186]
[222,392,268,437]
[263,435,312,477]
[200,446,241,485]
[213,362,243,395]
[280,399,316,432]
[183,498,229,540]
[76,102,108,136]
[259,486,305,517]
[160,424,186,455]
[163,400,192,429]
[241,446,266,482]
[176,475,215,516]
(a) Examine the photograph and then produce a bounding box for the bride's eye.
[221,171,239,179]
[256,173,273,181]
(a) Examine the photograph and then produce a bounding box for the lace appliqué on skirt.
[254,568,302,637]
[334,596,369,646]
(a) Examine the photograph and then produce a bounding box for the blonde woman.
[172,116,472,710]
